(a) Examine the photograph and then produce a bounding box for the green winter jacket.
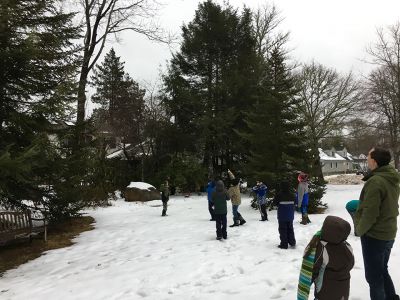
[211,180,230,214]
[354,165,400,240]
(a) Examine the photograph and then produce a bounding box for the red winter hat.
[298,172,308,182]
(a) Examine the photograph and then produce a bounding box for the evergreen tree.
[243,47,308,188]
[0,0,84,219]
[163,0,261,176]
[91,48,146,146]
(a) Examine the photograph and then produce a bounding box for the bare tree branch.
[252,4,289,58]
[296,61,361,143]
[75,0,172,137]
[362,21,400,168]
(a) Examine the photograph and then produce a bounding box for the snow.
[1,185,399,300]
[106,149,124,159]
[318,148,346,161]
[126,182,155,190]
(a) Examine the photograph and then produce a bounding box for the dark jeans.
[361,235,397,300]
[215,214,227,238]
[162,200,168,215]
[232,205,239,220]
[259,203,268,219]
[278,221,296,248]
[208,201,215,220]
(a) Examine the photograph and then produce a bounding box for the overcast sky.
[103,0,400,90]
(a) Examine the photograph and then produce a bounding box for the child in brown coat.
[297,216,354,300]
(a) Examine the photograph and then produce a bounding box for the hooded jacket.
[354,164,400,240]
[312,216,354,300]
[160,181,170,202]
[252,183,268,205]
[211,180,230,214]
[206,181,216,202]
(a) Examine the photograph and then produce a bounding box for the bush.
[307,177,327,214]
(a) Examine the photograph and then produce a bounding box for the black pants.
[215,214,227,238]
[260,204,268,219]
[161,196,168,215]
[278,221,296,248]
[208,201,215,220]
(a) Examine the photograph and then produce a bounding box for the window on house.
[335,162,338,168]
[331,162,333,169]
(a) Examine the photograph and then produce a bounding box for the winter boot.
[229,219,240,227]
[300,214,308,225]
[161,209,166,217]
[238,213,246,225]
[306,215,311,223]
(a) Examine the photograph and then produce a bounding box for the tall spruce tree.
[243,47,308,187]
[0,0,83,218]
[163,0,260,176]
[91,48,146,146]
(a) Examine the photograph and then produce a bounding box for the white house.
[319,147,366,175]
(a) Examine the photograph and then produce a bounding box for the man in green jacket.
[354,147,400,300]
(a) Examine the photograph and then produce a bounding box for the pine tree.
[0,0,79,139]
[91,48,146,146]
[243,47,308,188]
[91,48,125,130]
[0,0,82,218]
[163,0,260,176]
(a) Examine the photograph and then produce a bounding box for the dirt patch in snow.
[325,174,364,185]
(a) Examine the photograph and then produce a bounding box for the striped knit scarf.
[297,231,321,300]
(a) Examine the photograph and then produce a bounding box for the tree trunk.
[0,1,9,137]
[311,140,324,181]
[75,42,92,147]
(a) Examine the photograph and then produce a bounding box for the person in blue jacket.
[206,179,216,221]
[252,180,268,221]
[273,181,296,249]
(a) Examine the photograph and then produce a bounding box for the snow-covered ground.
[1,185,399,300]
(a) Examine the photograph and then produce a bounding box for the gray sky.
[104,0,400,88]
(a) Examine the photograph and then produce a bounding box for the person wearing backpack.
[297,215,354,300]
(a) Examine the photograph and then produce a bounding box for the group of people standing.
[206,169,246,240]
[159,147,400,300]
[206,169,310,247]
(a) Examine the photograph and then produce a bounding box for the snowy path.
[0,185,399,300]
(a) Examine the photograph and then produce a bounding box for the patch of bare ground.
[325,174,364,185]
[0,216,95,276]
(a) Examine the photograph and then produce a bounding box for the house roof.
[319,148,346,161]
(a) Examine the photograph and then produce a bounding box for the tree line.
[1,0,399,220]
